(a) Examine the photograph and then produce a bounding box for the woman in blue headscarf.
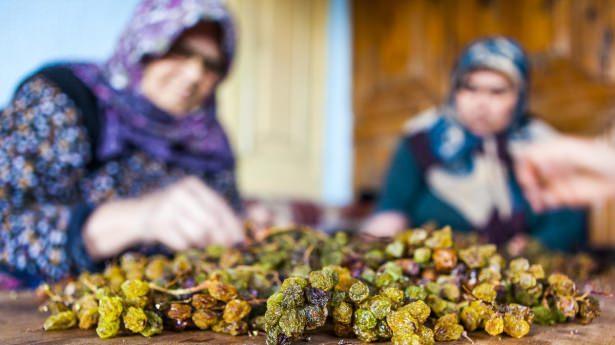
[0,0,245,288]
[362,37,587,252]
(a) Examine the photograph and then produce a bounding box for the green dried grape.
[96,317,120,339]
[223,299,251,323]
[578,296,600,325]
[44,311,77,331]
[72,294,98,330]
[94,286,112,300]
[405,285,427,302]
[123,306,147,333]
[375,272,395,288]
[251,315,267,332]
[459,245,495,269]
[386,240,405,258]
[460,304,482,331]
[212,320,249,336]
[506,303,533,322]
[144,256,168,281]
[503,314,530,338]
[281,276,308,290]
[413,247,431,264]
[532,305,559,325]
[425,226,453,249]
[484,314,504,336]
[120,253,147,280]
[353,323,379,342]
[121,279,149,299]
[44,301,68,315]
[407,228,428,245]
[364,249,385,269]
[386,308,419,335]
[332,301,353,324]
[265,325,284,345]
[376,319,393,339]
[381,287,404,308]
[479,267,502,283]
[441,283,460,302]
[302,305,328,330]
[140,311,163,337]
[192,309,218,330]
[425,295,454,317]
[472,282,497,303]
[125,295,148,309]
[349,281,370,304]
[548,273,575,296]
[556,295,579,318]
[281,282,305,309]
[171,253,192,276]
[416,325,435,345]
[265,292,284,328]
[509,258,530,273]
[401,300,431,324]
[308,270,335,291]
[514,283,543,306]
[368,295,392,320]
[354,308,377,330]
[103,265,125,292]
[391,331,422,345]
[528,264,545,280]
[434,313,464,341]
[278,308,307,338]
[98,296,123,320]
[517,272,537,289]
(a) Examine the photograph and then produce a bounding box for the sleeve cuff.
[66,203,104,274]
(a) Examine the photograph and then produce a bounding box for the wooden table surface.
[1,290,614,345]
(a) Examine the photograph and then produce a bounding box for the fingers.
[181,177,244,245]
[158,227,191,252]
[515,155,547,212]
[173,215,210,248]
[361,212,407,238]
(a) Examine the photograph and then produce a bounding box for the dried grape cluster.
[40,226,601,343]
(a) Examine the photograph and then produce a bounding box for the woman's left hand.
[515,136,615,211]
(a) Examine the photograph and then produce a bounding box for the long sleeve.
[205,167,243,214]
[376,140,423,218]
[527,207,587,252]
[0,76,96,286]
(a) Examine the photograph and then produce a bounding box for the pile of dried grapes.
[39,226,601,344]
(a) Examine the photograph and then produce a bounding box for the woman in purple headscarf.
[0,0,244,288]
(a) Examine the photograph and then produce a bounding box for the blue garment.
[377,138,587,252]
[0,73,241,288]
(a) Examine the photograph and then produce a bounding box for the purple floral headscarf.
[70,0,236,173]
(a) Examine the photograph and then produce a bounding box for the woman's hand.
[83,176,243,259]
[360,211,407,238]
[505,234,529,257]
[515,136,615,211]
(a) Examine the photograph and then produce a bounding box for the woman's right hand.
[83,176,243,259]
[360,211,407,238]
